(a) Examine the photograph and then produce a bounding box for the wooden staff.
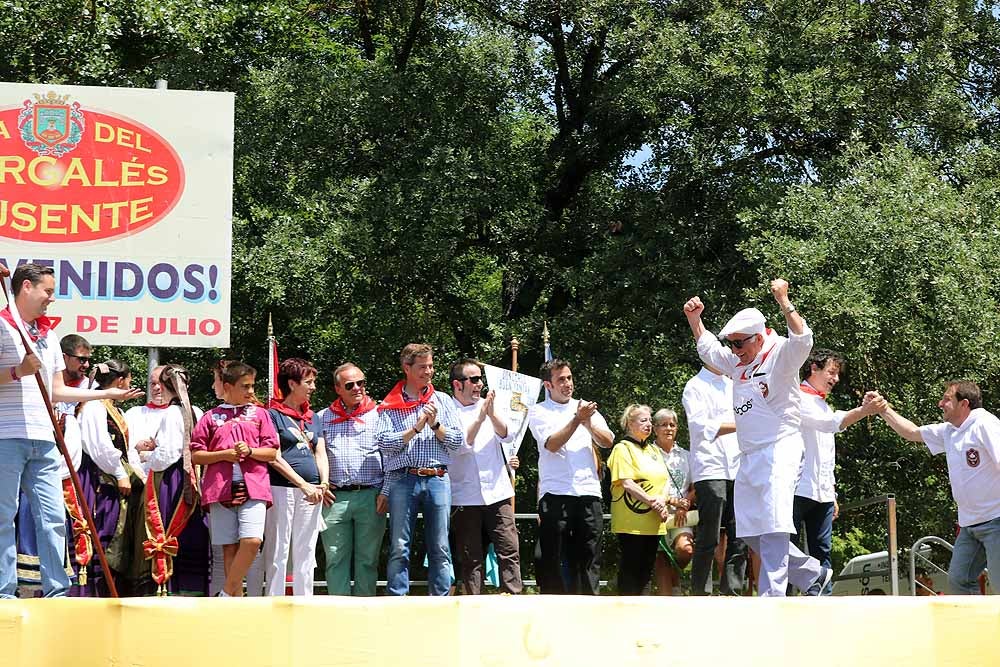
[0,269,119,597]
[510,337,519,373]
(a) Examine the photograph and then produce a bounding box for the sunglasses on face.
[66,354,92,365]
[343,379,366,391]
[460,376,484,385]
[723,334,756,349]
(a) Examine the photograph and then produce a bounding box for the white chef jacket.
[682,367,740,482]
[450,397,516,506]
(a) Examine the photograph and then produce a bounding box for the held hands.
[135,438,157,453]
[300,483,323,505]
[862,391,889,414]
[233,441,251,460]
[219,448,241,463]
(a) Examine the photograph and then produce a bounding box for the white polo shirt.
[529,397,611,498]
[450,398,516,506]
[0,317,64,442]
[796,384,846,503]
[920,408,1000,527]
[682,368,740,482]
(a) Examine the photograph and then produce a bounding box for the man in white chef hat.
[682,279,832,596]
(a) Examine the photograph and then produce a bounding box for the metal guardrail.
[908,536,952,596]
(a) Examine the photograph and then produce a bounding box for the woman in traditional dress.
[77,360,149,596]
[127,364,210,595]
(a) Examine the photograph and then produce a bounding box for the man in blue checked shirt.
[376,343,463,596]
[315,362,386,596]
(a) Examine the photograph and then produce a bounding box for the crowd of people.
[1,263,997,599]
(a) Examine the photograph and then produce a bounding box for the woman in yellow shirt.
[608,404,671,594]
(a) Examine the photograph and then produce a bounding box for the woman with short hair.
[607,404,670,594]
[263,357,328,596]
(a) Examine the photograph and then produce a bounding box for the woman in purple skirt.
[78,360,150,596]
[127,364,210,595]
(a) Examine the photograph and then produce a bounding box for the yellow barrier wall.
[1,596,999,667]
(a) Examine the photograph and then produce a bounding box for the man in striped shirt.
[315,362,386,596]
[376,344,462,596]
[0,263,141,598]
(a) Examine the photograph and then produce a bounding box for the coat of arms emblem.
[18,91,85,157]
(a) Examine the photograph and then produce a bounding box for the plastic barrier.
[1,595,999,666]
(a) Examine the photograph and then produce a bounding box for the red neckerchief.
[268,398,314,426]
[800,382,827,400]
[738,329,776,381]
[378,381,434,412]
[330,396,377,424]
[145,402,171,410]
[0,306,54,341]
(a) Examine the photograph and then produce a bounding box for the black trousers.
[617,533,659,595]
[536,493,603,594]
[691,479,747,595]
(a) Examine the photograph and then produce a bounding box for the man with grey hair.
[316,362,386,596]
[682,279,829,596]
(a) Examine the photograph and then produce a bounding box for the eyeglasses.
[460,376,484,384]
[343,379,366,390]
[66,354,92,365]
[723,334,756,349]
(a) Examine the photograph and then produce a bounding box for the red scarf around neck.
[378,380,434,412]
[0,306,54,341]
[268,397,314,424]
[800,382,827,400]
[330,395,377,424]
[145,402,171,410]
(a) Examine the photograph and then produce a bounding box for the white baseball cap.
[718,308,766,339]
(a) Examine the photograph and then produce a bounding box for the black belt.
[334,484,375,492]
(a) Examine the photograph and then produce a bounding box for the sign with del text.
[0,82,234,347]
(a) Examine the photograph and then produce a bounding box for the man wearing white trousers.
[683,279,831,596]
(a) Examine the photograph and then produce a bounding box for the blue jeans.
[948,516,1000,594]
[386,472,452,596]
[792,495,834,594]
[0,439,71,598]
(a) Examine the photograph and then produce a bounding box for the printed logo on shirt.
[966,448,981,468]
[734,399,753,416]
[620,479,656,515]
[758,382,769,398]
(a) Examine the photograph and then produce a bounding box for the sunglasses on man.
[723,334,757,349]
[343,379,366,391]
[458,376,484,385]
[65,353,92,365]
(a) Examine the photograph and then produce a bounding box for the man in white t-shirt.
[683,365,746,595]
[868,381,1000,594]
[449,358,522,594]
[0,263,141,598]
[527,359,614,594]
